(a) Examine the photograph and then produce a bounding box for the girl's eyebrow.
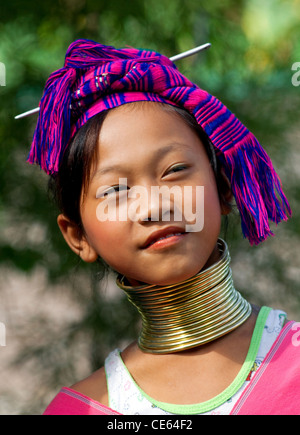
[153,143,189,160]
[92,164,126,179]
[92,143,190,180]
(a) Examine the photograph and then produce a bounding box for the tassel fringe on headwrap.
[28,39,291,245]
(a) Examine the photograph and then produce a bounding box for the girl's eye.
[97,185,129,198]
[164,164,188,176]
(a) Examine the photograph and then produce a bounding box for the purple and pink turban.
[28,39,291,245]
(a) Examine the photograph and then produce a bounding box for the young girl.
[26,39,299,415]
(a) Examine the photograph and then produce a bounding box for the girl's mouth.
[142,227,187,250]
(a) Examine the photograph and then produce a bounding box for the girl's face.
[80,102,222,285]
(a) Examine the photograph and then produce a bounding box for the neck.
[116,239,252,354]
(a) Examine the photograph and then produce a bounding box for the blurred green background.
[0,0,299,414]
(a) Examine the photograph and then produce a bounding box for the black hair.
[48,110,109,234]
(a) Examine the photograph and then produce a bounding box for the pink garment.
[44,321,300,415]
[232,321,300,415]
[43,387,121,415]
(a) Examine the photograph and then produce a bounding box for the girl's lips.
[146,232,187,250]
[141,227,187,250]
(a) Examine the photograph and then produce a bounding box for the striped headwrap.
[28,39,291,245]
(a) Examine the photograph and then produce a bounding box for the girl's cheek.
[87,217,130,264]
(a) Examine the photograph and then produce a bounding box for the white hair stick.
[170,43,211,62]
[14,107,40,119]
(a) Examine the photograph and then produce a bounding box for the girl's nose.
[133,186,181,224]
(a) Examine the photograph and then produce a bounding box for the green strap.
[121,306,272,415]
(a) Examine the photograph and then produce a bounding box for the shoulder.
[70,366,109,407]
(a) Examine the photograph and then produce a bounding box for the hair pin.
[169,43,211,62]
[14,43,211,120]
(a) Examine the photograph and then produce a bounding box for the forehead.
[96,102,205,163]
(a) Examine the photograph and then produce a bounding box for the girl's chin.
[116,243,221,287]
[125,268,202,287]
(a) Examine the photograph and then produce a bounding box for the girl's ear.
[57,214,98,263]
